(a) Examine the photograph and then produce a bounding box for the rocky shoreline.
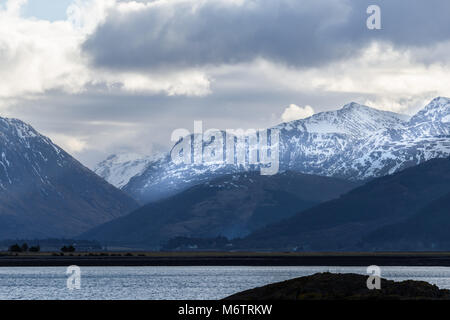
[225,272,450,300]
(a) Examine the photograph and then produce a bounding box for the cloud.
[83,0,450,71]
[83,0,354,70]
[50,134,88,153]
[246,42,450,114]
[0,0,85,98]
[116,70,210,96]
[0,0,210,103]
[3,0,450,106]
[281,104,315,122]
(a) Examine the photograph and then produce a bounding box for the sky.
[1,0,450,168]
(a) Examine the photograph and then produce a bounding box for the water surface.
[1,266,450,300]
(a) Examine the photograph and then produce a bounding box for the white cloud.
[0,1,84,98]
[2,0,449,115]
[50,134,88,153]
[281,104,315,122]
[362,96,435,116]
[0,0,210,108]
[116,70,211,96]
[234,43,450,115]
[4,0,27,16]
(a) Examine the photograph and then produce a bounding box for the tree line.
[7,243,76,253]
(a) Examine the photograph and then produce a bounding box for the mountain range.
[0,117,138,239]
[85,97,450,250]
[96,97,450,204]
[85,155,450,251]
[81,171,359,247]
[1,96,449,248]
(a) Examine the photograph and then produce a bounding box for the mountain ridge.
[95,97,450,204]
[81,171,360,247]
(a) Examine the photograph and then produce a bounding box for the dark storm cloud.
[82,0,450,71]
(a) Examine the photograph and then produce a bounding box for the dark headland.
[225,272,450,300]
[3,252,450,266]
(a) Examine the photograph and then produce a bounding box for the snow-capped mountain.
[102,97,450,204]
[410,97,450,125]
[0,117,138,239]
[345,97,450,179]
[274,102,410,178]
[278,102,408,138]
[94,153,162,189]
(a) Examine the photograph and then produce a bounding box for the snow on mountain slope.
[94,153,162,189]
[0,117,65,190]
[279,102,408,138]
[274,102,411,178]
[345,98,450,179]
[110,97,450,204]
[410,97,450,124]
[0,117,138,239]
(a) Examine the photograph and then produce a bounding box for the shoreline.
[2,252,450,267]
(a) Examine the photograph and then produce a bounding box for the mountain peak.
[432,96,450,103]
[0,117,138,239]
[0,117,39,140]
[341,102,366,110]
[410,97,450,124]
[273,101,407,144]
[94,152,161,189]
[339,102,399,116]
